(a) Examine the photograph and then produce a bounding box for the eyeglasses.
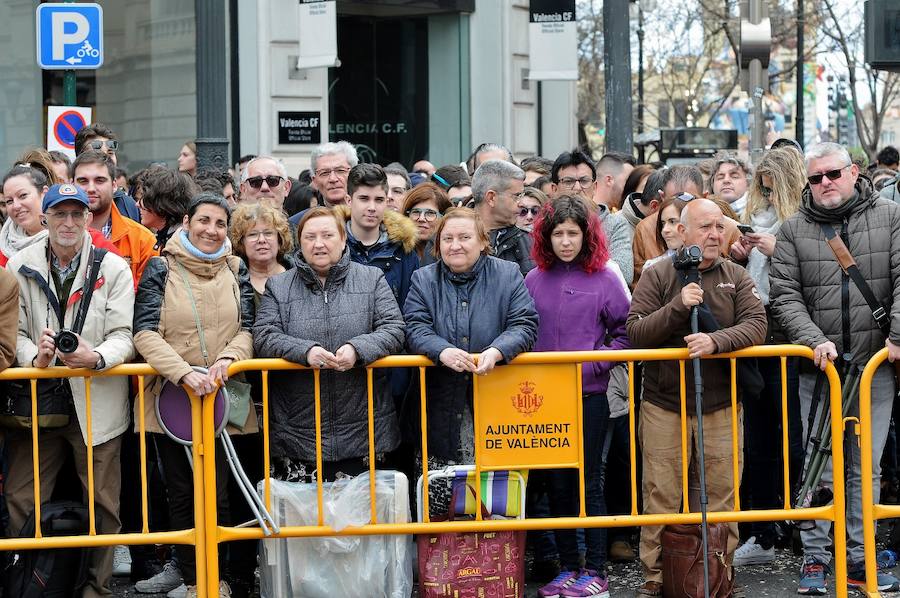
[807,165,850,186]
[518,206,540,218]
[46,209,87,222]
[87,139,119,152]
[245,175,285,189]
[407,208,441,222]
[558,176,594,190]
[504,190,527,200]
[245,230,278,243]
[315,167,350,179]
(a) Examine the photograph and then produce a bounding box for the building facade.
[1,0,576,177]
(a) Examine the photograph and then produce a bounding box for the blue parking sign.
[36,3,103,70]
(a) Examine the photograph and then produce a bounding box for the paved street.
[108,537,887,597]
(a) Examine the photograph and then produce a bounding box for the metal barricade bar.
[200,347,848,597]
[0,364,210,597]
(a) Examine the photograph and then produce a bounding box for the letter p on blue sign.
[36,3,104,70]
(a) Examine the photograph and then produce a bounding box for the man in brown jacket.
[627,198,767,596]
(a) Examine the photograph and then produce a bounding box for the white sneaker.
[168,583,190,598]
[112,544,132,577]
[178,582,226,598]
[135,561,183,593]
[733,536,775,566]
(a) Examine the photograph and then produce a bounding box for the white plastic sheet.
[259,470,413,598]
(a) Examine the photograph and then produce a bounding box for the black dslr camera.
[53,330,80,354]
[673,244,702,285]
[673,244,702,270]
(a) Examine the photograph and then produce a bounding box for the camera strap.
[17,246,106,331]
[71,247,108,335]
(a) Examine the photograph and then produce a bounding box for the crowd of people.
[2,122,900,598]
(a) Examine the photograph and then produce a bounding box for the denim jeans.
[544,393,610,571]
[799,364,894,566]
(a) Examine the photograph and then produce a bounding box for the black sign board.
[529,0,576,23]
[277,111,321,145]
[865,0,900,72]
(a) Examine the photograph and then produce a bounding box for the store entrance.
[328,16,429,167]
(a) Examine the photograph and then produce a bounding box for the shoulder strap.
[172,259,209,366]
[17,265,63,325]
[820,222,890,334]
[71,247,107,335]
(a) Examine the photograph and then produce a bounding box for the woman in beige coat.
[133,193,255,598]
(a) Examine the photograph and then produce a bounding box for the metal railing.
[0,346,852,598]
[0,363,208,584]
[860,348,897,597]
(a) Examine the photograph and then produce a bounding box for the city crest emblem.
[511,381,543,416]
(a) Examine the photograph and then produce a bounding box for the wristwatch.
[94,351,106,370]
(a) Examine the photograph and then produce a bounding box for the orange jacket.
[104,204,158,289]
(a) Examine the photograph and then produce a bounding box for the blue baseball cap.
[42,183,90,212]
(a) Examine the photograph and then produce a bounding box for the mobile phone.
[737,224,754,235]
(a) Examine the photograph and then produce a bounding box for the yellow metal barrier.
[0,364,210,597]
[860,348,897,598]
[203,345,848,598]
[0,347,848,597]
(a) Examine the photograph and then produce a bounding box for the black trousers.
[155,433,230,585]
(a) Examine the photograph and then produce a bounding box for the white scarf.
[746,205,780,305]
[0,219,47,262]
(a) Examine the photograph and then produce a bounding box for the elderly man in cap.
[5,183,135,598]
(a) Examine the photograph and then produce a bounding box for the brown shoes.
[635,581,663,596]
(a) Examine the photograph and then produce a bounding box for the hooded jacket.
[332,204,420,308]
[253,249,405,462]
[403,256,539,460]
[10,232,135,445]
[771,176,900,366]
[525,262,632,395]
[132,233,257,434]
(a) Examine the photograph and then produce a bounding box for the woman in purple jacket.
[525,195,631,598]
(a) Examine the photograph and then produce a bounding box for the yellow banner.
[475,363,581,468]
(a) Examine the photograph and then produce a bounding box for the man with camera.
[771,142,900,594]
[627,198,767,596]
[5,183,135,598]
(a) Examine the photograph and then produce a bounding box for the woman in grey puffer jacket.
[253,208,405,481]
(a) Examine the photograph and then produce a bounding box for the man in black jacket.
[472,159,534,276]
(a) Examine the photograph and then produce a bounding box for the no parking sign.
[46,105,92,160]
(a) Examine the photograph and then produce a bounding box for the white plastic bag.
[259,470,413,598]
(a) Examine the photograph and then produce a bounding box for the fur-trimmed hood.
[332,204,419,254]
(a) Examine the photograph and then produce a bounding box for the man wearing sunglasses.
[239,156,293,211]
[771,142,900,594]
[73,123,142,223]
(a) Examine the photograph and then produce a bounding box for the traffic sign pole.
[63,0,75,105]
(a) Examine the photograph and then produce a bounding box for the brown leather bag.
[661,523,734,598]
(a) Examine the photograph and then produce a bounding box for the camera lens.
[54,330,79,354]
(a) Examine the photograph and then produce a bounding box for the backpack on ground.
[3,501,91,598]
